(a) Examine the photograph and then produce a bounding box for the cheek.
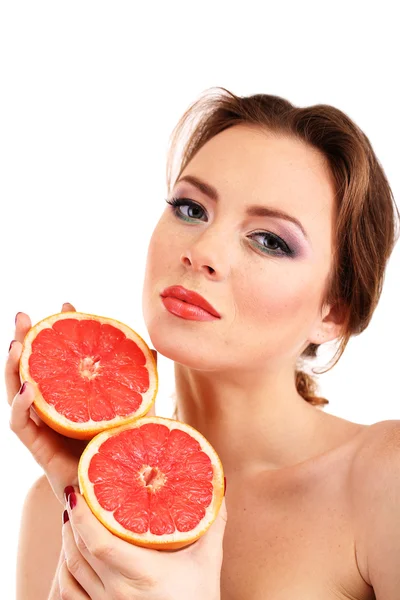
[237,264,324,331]
[142,218,182,319]
[226,267,325,362]
[145,220,176,276]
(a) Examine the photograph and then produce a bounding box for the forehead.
[177,124,336,252]
[180,125,335,209]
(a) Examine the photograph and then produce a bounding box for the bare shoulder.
[350,418,400,498]
[351,418,400,468]
[16,475,63,600]
[349,419,400,587]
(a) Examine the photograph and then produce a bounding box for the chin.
[146,326,220,371]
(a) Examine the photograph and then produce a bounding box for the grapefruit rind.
[78,416,225,550]
[19,312,158,440]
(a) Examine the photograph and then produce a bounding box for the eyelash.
[165,197,295,258]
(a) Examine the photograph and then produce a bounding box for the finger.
[9,381,41,444]
[58,559,91,599]
[66,489,159,578]
[9,381,58,457]
[14,311,32,344]
[9,382,78,495]
[62,513,104,596]
[7,312,32,407]
[62,302,76,312]
[192,496,228,560]
[6,344,41,424]
[5,340,24,406]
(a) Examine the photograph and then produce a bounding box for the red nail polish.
[8,340,16,352]
[62,510,69,524]
[19,382,27,395]
[224,477,226,496]
[64,486,74,503]
[69,492,77,510]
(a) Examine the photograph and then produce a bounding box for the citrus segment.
[19,312,158,439]
[78,417,224,549]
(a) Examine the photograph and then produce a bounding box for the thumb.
[193,496,228,558]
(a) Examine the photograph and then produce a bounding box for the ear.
[308,302,347,345]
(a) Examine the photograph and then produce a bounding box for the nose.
[181,254,215,276]
[180,230,230,280]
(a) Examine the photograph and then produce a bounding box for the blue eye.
[165,197,294,258]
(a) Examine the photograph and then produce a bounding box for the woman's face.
[142,125,337,372]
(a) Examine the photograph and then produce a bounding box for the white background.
[1,1,399,597]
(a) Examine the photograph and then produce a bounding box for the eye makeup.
[165,196,305,259]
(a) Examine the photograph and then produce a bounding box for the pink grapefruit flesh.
[78,417,225,549]
[19,312,158,439]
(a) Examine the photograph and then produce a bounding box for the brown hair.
[166,87,399,408]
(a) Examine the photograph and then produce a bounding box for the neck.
[173,361,328,478]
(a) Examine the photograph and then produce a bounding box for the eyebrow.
[176,174,309,241]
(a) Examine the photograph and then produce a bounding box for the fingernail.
[224,477,226,496]
[15,312,22,325]
[68,492,77,510]
[9,340,16,352]
[19,382,27,395]
[62,510,69,525]
[64,486,74,503]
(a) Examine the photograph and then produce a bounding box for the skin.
[7,307,227,600]
[6,125,400,598]
[142,124,350,474]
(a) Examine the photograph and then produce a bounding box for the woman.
[6,87,400,599]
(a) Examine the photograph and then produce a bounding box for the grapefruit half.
[19,312,158,439]
[78,417,225,550]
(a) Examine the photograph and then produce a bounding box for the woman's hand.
[58,486,227,600]
[5,303,157,505]
[6,303,86,504]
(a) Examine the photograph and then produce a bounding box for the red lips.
[160,286,221,318]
